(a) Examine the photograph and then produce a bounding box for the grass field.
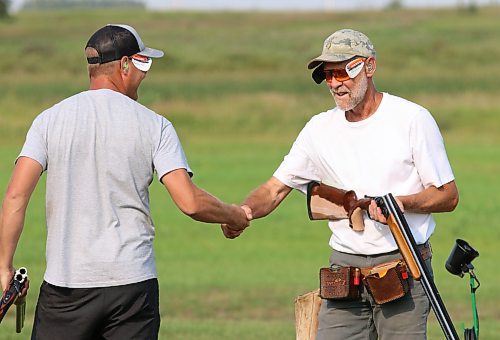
[1,6,500,339]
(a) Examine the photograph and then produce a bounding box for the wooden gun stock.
[306,182,370,231]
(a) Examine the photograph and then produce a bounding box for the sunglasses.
[324,58,366,82]
[129,54,152,72]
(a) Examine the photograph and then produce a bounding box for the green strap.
[469,271,480,339]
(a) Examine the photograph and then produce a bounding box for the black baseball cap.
[85,24,164,65]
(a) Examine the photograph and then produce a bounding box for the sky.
[145,0,494,11]
[10,0,497,12]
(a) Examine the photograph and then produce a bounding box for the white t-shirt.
[19,89,192,288]
[273,93,454,255]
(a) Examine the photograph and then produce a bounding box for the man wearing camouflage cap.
[222,29,458,339]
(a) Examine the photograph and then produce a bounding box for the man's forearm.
[242,177,292,219]
[162,168,248,227]
[242,188,275,219]
[398,181,459,214]
[0,202,27,294]
[0,202,26,271]
[187,186,244,225]
[1,157,42,273]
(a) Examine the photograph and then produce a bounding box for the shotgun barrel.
[0,267,28,332]
[379,194,459,340]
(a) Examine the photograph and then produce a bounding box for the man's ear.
[120,57,129,74]
[366,58,376,76]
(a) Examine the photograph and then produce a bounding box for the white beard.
[330,72,368,111]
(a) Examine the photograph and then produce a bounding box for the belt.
[359,242,432,277]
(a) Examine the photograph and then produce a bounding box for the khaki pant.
[316,247,432,340]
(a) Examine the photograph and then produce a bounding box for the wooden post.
[295,289,322,340]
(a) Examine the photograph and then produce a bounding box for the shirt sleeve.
[410,108,454,188]
[273,121,321,194]
[17,114,48,171]
[153,119,193,181]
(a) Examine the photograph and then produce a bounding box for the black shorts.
[31,279,160,340]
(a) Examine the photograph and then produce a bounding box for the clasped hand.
[221,205,252,239]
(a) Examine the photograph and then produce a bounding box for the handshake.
[220,204,253,239]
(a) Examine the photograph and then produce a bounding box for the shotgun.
[0,267,28,333]
[376,194,459,340]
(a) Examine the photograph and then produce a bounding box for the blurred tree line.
[22,0,144,10]
[0,0,8,17]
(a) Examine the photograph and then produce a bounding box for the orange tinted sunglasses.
[324,58,366,82]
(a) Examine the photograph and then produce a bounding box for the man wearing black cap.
[0,24,251,339]
[223,29,458,339]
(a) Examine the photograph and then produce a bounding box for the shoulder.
[306,108,339,129]
[30,92,83,125]
[382,93,434,123]
[100,90,174,126]
[136,102,173,130]
[43,92,84,112]
[383,93,429,114]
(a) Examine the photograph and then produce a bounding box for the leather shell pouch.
[362,260,410,304]
[319,265,361,300]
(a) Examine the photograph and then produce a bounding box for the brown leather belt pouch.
[319,265,361,300]
[362,260,410,304]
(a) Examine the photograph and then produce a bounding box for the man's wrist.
[240,204,253,220]
[0,264,15,273]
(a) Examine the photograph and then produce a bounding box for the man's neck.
[89,76,121,92]
[345,86,383,122]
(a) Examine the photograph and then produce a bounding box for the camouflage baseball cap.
[307,29,376,70]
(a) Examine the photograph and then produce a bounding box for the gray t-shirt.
[19,89,192,288]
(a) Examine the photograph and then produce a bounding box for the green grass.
[1,6,500,339]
